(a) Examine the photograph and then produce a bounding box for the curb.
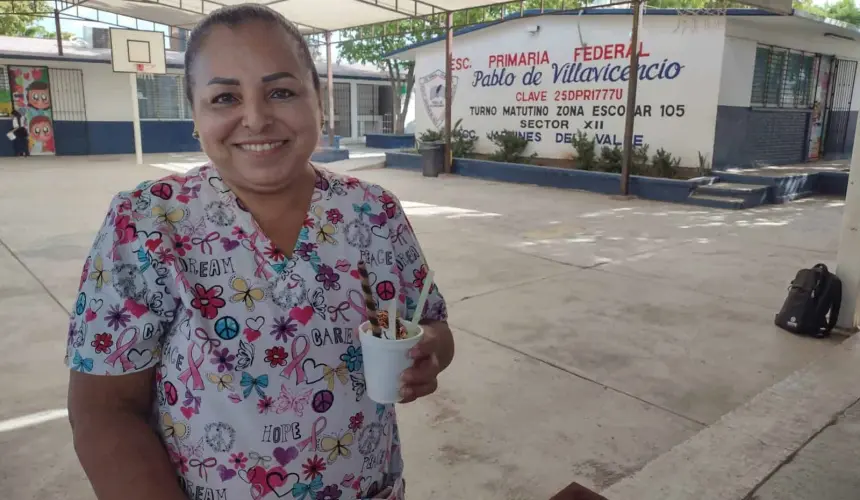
[603,334,860,500]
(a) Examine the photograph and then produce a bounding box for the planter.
[366,134,415,149]
[385,151,422,171]
[312,147,349,163]
[318,135,342,149]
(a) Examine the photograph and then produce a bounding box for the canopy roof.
[64,0,528,33]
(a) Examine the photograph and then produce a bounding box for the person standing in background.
[10,109,29,157]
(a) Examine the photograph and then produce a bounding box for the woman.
[10,109,29,157]
[65,5,453,500]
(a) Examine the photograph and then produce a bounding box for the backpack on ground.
[775,263,842,337]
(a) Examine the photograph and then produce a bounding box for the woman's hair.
[183,4,320,104]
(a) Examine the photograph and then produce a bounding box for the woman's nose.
[242,98,273,133]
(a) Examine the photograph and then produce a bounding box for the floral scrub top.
[65,164,447,500]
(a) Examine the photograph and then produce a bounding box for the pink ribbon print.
[189,457,217,480]
[281,335,310,383]
[104,326,139,372]
[298,416,327,452]
[194,327,221,355]
[327,301,350,322]
[192,231,220,255]
[178,342,205,391]
[347,289,368,322]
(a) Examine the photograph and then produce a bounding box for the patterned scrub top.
[65,165,447,500]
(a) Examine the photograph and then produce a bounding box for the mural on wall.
[412,15,727,166]
[9,66,55,155]
[0,66,11,117]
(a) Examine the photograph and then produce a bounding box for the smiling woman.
[65,5,454,500]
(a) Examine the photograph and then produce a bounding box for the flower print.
[229,452,248,470]
[232,226,249,240]
[302,455,327,480]
[105,304,131,331]
[257,396,274,414]
[190,284,226,320]
[91,333,114,354]
[172,234,192,257]
[344,177,360,189]
[170,446,190,475]
[155,247,176,265]
[315,264,341,291]
[316,485,342,500]
[265,244,286,262]
[271,316,297,342]
[211,347,235,373]
[380,192,397,219]
[303,215,315,229]
[295,242,317,261]
[339,346,362,372]
[413,264,428,289]
[348,412,364,432]
[264,346,289,367]
[326,209,343,224]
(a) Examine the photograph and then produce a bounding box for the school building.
[0,31,394,157]
[388,8,860,169]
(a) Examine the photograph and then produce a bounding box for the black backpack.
[775,263,842,337]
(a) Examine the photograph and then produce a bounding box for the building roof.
[384,7,860,60]
[0,35,389,81]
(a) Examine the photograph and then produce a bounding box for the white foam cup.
[358,320,424,404]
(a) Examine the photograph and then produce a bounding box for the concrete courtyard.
[0,153,856,499]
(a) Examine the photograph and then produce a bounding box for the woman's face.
[190,21,321,193]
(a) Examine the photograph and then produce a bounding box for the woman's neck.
[225,163,317,231]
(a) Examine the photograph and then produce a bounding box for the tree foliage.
[0,1,56,37]
[794,0,860,25]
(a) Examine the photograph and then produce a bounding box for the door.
[807,55,832,160]
[822,58,858,157]
[48,68,88,155]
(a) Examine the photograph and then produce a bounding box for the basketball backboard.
[109,28,167,74]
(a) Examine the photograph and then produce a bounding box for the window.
[321,81,351,137]
[137,74,192,120]
[751,44,817,108]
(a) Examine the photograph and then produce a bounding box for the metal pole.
[129,73,143,165]
[620,0,642,196]
[444,11,453,173]
[54,9,63,56]
[325,31,336,148]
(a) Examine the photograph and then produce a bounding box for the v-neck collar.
[200,164,327,282]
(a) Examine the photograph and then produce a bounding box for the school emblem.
[418,69,458,130]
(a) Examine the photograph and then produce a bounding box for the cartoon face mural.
[29,115,54,152]
[26,81,51,110]
[9,66,55,155]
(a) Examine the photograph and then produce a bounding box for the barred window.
[751,44,817,109]
[137,74,192,120]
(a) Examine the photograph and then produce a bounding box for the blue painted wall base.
[312,148,350,163]
[365,134,415,149]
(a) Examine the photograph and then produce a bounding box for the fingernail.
[399,387,411,399]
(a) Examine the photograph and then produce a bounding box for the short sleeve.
[383,190,448,323]
[65,193,172,375]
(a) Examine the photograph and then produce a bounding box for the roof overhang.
[61,0,529,34]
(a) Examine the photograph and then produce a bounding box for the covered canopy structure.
[57,0,516,33]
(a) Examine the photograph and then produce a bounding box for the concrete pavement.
[0,152,853,499]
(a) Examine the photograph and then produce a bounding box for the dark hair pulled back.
[183,4,321,104]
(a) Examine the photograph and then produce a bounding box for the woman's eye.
[270,88,295,100]
[211,93,237,104]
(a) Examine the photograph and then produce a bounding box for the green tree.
[337,0,580,134]
[0,1,55,37]
[794,0,860,25]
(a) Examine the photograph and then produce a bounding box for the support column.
[54,9,63,56]
[620,0,642,196]
[834,121,860,330]
[325,31,336,148]
[129,73,143,165]
[444,11,454,173]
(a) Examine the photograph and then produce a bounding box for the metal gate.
[48,68,89,155]
[823,58,857,156]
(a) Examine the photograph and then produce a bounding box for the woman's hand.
[399,321,454,403]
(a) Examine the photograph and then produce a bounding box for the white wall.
[1,58,131,121]
[720,19,860,109]
[412,14,727,166]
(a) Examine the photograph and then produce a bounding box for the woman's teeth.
[238,141,285,152]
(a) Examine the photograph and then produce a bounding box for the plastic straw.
[387,298,397,340]
[412,269,435,323]
[357,261,382,338]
